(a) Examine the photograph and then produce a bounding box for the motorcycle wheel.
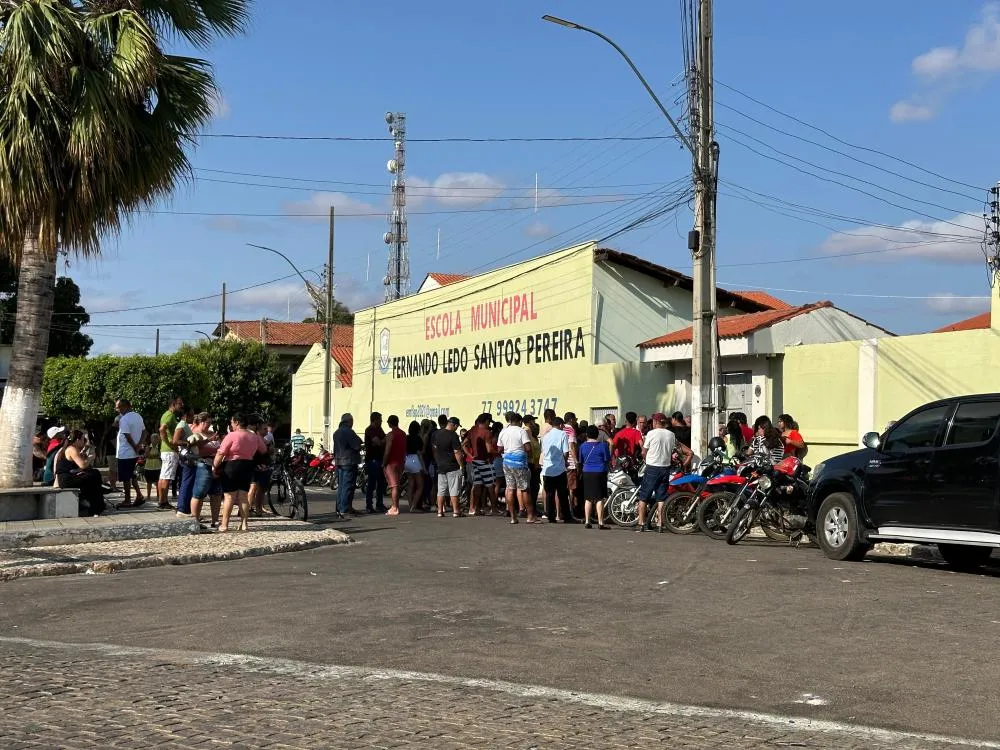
[759,506,791,542]
[726,505,758,545]
[608,488,638,527]
[696,491,735,540]
[662,491,699,534]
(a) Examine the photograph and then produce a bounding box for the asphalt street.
[2,488,999,747]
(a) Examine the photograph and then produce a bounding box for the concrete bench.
[0,486,80,521]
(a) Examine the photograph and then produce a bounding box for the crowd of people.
[33,396,277,530]
[327,407,807,528]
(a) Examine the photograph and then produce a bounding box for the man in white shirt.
[115,398,146,507]
[497,412,538,524]
[637,412,689,532]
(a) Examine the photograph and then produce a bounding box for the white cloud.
[924,293,990,315]
[210,93,231,119]
[408,172,506,207]
[893,3,1000,121]
[523,221,554,238]
[818,212,983,263]
[889,100,936,123]
[282,192,380,220]
[80,290,139,313]
[203,216,275,234]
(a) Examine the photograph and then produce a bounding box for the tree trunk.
[0,233,56,488]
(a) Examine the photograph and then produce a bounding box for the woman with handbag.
[56,430,106,516]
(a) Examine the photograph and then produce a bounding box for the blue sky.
[72,0,1000,354]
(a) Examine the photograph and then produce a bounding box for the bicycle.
[268,446,309,521]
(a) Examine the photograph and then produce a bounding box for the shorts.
[143,468,161,484]
[638,465,671,504]
[567,467,579,492]
[251,468,272,490]
[492,457,503,479]
[437,469,462,498]
[404,454,423,474]
[160,452,179,481]
[193,462,222,499]
[582,471,608,501]
[503,465,530,491]
[384,462,403,488]
[220,459,254,494]
[117,457,138,482]
[471,460,495,486]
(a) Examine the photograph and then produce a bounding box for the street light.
[194,330,212,342]
[542,12,718,457]
[541,15,694,156]
[246,243,323,287]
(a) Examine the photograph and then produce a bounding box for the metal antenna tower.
[383,112,409,301]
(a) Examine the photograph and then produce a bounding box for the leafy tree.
[179,340,291,424]
[0,261,92,357]
[0,0,249,487]
[40,353,210,458]
[302,298,354,325]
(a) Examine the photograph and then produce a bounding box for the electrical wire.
[713,78,983,192]
[198,133,676,143]
[717,282,989,301]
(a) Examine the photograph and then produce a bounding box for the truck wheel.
[937,544,993,571]
[816,493,869,561]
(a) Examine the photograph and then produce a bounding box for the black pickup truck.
[807,394,1000,570]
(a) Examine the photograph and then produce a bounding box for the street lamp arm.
[542,15,695,156]
[246,243,320,287]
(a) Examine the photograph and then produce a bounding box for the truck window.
[883,405,949,452]
[944,401,1000,447]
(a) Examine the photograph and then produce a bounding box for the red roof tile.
[427,273,469,287]
[331,345,353,387]
[730,290,794,310]
[639,302,833,348]
[217,321,353,347]
[933,312,991,333]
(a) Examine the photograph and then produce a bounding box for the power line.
[713,78,983,192]
[53,267,321,316]
[145,196,644,219]
[718,282,989,301]
[717,122,977,218]
[198,133,677,143]
[721,130,977,232]
[714,101,981,203]
[194,167,663,192]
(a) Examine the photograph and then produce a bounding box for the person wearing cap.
[431,416,464,517]
[637,413,689,532]
[333,413,362,518]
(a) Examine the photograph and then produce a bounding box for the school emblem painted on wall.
[378,328,391,374]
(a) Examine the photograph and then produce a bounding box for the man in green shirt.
[157,396,186,510]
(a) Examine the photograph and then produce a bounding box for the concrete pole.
[690,0,717,457]
[323,206,335,449]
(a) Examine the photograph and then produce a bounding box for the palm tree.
[0,1,249,487]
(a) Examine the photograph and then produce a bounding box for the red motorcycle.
[303,447,335,487]
[695,459,770,540]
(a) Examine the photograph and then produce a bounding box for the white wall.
[751,307,892,351]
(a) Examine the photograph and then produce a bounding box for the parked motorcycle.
[725,456,811,545]
[660,448,735,534]
[695,460,762,540]
[607,456,645,527]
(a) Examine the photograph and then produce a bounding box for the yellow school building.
[292,242,773,445]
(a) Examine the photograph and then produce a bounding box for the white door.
[720,371,753,422]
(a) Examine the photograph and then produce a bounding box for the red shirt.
[613,427,643,459]
[740,425,754,444]
[385,427,407,467]
[464,425,494,462]
[784,429,804,456]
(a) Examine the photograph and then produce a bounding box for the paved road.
[1,488,999,748]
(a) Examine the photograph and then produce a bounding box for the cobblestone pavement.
[0,518,349,582]
[2,638,994,750]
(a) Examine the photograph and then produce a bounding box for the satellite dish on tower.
[387,159,398,174]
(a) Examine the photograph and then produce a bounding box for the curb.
[0,517,200,551]
[0,532,352,583]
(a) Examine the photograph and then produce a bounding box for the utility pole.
[220,282,227,336]
[323,206,335,449]
[689,0,718,458]
[155,328,160,356]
